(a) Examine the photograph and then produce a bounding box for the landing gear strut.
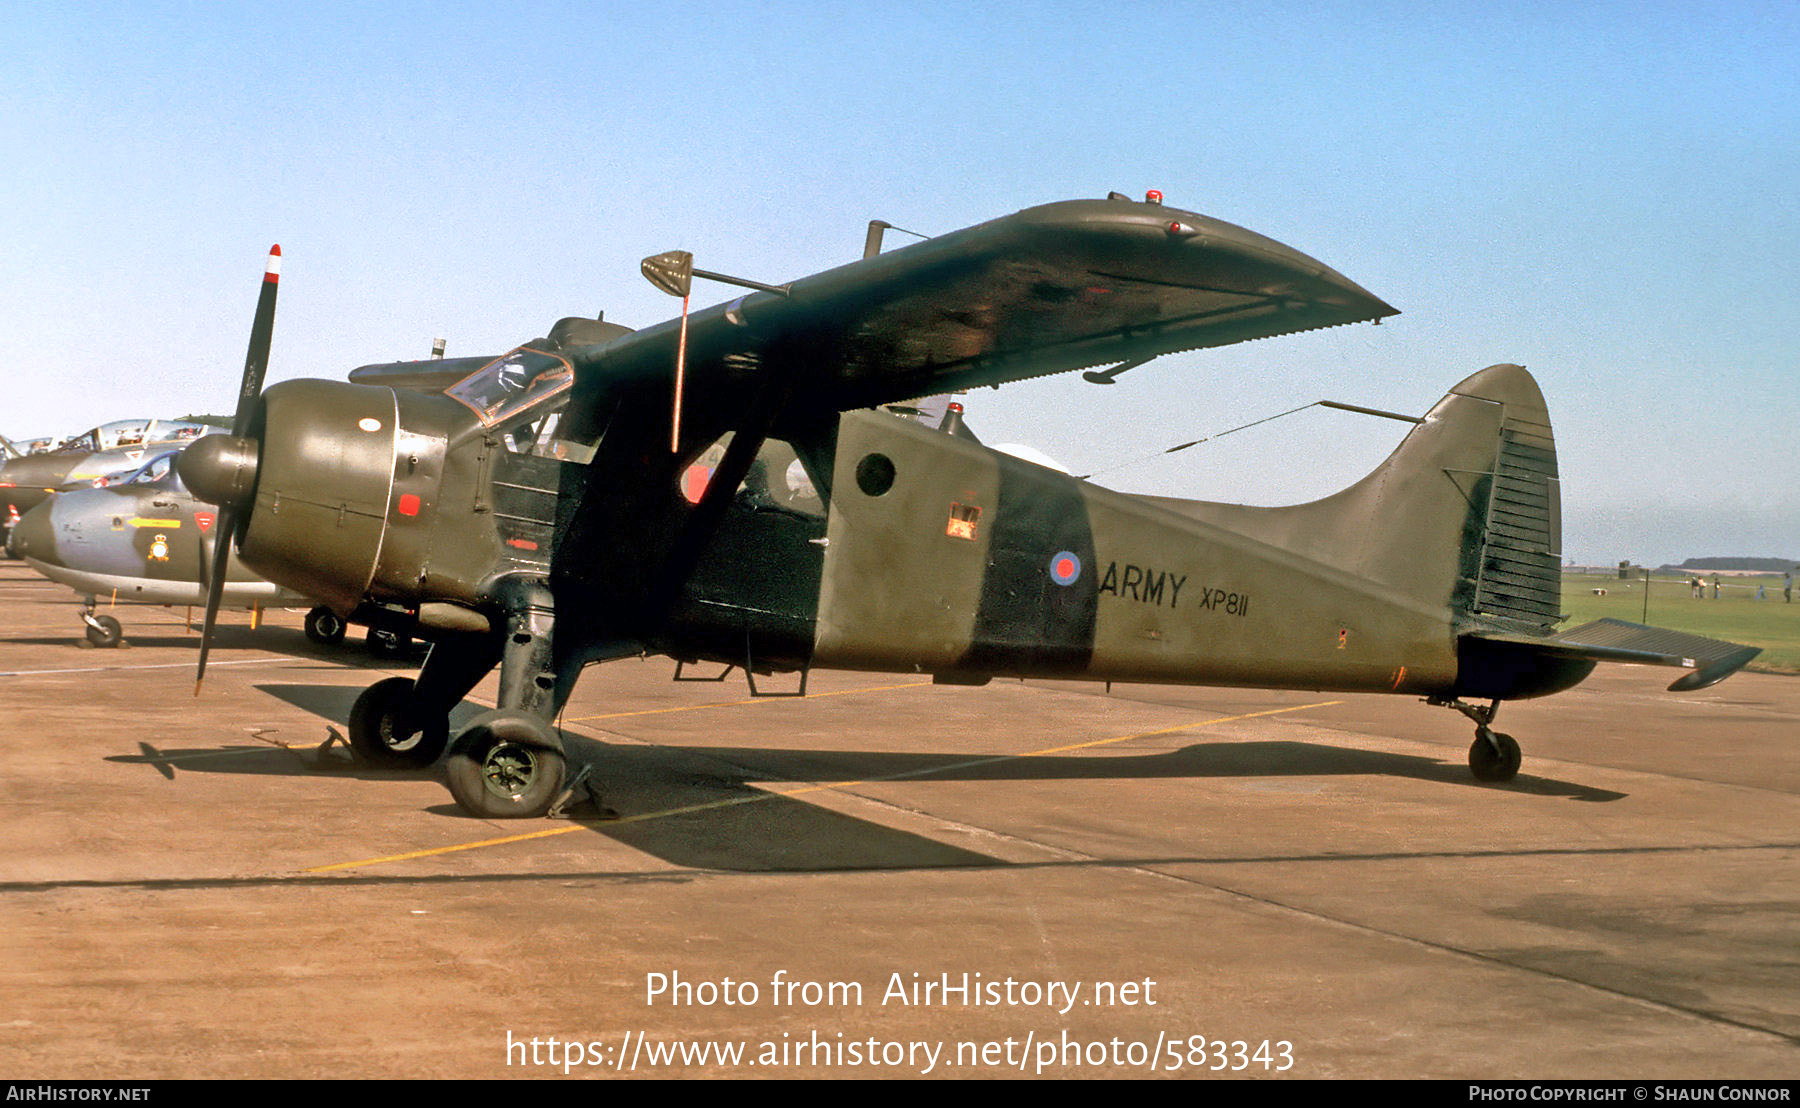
[1430,696,1523,783]
[444,580,567,819]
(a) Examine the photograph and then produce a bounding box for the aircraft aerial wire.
[1076,399,1422,481]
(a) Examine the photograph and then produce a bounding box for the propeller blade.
[194,507,236,694]
[233,245,281,435]
[197,245,280,695]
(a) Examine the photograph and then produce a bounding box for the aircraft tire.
[348,676,449,768]
[304,606,348,645]
[85,614,123,648]
[444,711,566,820]
[1469,729,1522,783]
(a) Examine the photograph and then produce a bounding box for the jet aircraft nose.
[10,500,56,565]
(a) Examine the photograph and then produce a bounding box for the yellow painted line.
[305,699,1341,874]
[561,679,932,723]
[127,517,181,528]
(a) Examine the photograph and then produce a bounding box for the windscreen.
[446,346,575,428]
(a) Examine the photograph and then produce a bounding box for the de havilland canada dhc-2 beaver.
[174,192,1757,819]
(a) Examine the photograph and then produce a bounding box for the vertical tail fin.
[1148,364,1561,631]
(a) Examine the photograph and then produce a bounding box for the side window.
[496,408,596,465]
[680,434,824,519]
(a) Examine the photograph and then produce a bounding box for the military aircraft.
[11,445,417,654]
[1,419,217,553]
[176,194,1757,818]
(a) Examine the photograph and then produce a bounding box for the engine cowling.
[180,379,462,613]
[240,380,402,610]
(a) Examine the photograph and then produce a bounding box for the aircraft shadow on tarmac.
[97,683,1628,873]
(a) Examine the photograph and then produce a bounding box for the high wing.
[566,196,1397,430]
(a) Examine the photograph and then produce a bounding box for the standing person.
[1787,571,1794,603]
[1712,575,1720,600]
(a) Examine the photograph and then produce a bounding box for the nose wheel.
[78,598,124,648]
[303,606,347,645]
[83,612,123,648]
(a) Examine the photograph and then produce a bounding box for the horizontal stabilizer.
[1478,618,1760,692]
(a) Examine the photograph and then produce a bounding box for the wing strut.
[641,250,793,453]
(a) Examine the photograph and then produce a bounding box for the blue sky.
[4,1,1796,566]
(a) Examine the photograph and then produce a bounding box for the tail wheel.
[85,614,123,648]
[1469,728,1522,782]
[348,676,449,768]
[445,710,566,819]
[304,606,347,645]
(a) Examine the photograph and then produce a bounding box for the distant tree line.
[1659,557,1798,572]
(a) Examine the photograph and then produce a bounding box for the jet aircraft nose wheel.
[304,606,347,645]
[84,614,123,648]
[347,676,450,768]
[445,710,567,820]
[1469,726,1522,783]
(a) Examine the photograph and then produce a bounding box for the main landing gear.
[444,709,566,819]
[444,582,566,819]
[1431,697,1523,783]
[341,581,571,820]
[347,676,449,768]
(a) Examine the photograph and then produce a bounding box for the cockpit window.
[446,346,575,428]
[127,453,177,486]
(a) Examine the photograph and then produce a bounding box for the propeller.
[193,245,280,694]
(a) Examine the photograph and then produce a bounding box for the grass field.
[1560,571,1800,674]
